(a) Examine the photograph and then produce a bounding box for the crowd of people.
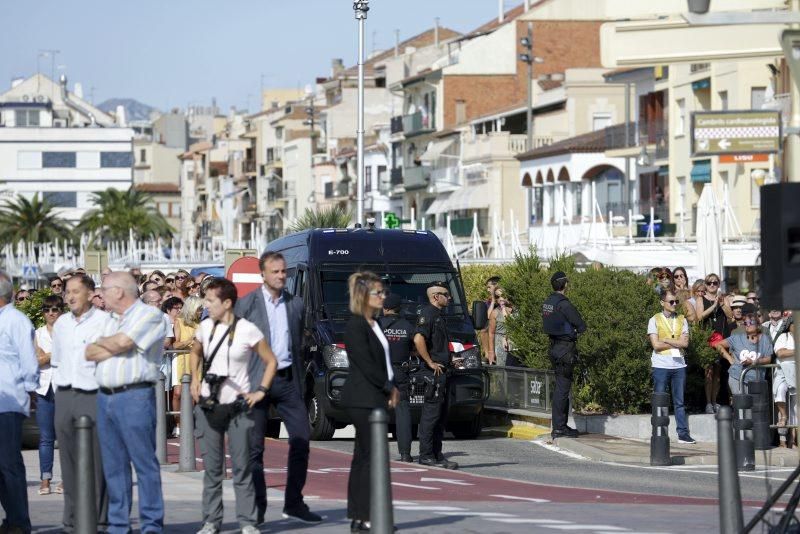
[646,266,795,446]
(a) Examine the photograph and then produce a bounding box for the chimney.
[74,82,83,99]
[116,105,127,127]
[435,18,440,47]
[525,0,531,10]
[394,29,400,57]
[11,77,24,89]
[498,0,504,23]
[331,58,345,78]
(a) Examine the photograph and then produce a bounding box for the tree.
[0,194,72,245]
[75,187,174,244]
[289,205,352,232]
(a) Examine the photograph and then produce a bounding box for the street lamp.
[519,23,543,152]
[354,0,370,227]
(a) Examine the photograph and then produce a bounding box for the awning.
[692,78,710,91]
[691,160,712,183]
[442,182,490,213]
[419,138,455,164]
[425,192,453,215]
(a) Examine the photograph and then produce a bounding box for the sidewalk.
[540,432,800,467]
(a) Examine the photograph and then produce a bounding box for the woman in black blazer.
[341,271,400,532]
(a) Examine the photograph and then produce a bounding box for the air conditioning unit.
[21,95,30,102]
[35,95,45,103]
[53,119,67,128]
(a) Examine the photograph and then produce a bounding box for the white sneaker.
[171,426,180,438]
[241,526,260,534]
[705,403,715,414]
[196,523,218,534]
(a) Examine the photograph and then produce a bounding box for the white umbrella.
[696,183,723,278]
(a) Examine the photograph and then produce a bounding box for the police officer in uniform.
[379,293,415,462]
[542,271,586,440]
[413,282,458,470]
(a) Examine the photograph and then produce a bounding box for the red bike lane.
[168,438,719,506]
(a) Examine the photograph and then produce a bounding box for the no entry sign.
[227,256,262,298]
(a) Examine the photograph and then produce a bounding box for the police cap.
[551,271,568,284]
[383,293,402,311]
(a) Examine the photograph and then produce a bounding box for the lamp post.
[519,23,543,227]
[354,0,370,226]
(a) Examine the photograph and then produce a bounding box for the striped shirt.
[95,299,167,388]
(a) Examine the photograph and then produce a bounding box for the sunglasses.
[165,278,175,283]
[176,275,188,280]
[743,318,758,326]
[15,296,28,302]
[706,280,720,286]
[42,306,62,313]
[674,273,686,279]
[369,290,387,297]
[50,283,62,288]
[666,299,679,305]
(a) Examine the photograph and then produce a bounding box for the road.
[20,430,800,533]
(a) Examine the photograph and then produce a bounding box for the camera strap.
[203,317,239,377]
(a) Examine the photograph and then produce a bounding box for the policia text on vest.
[542,272,586,440]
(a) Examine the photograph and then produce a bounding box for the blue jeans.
[97,387,164,534]
[36,386,56,480]
[0,412,31,533]
[652,367,689,437]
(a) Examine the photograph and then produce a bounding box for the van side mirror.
[472,300,488,330]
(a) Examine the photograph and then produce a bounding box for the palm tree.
[0,194,72,245]
[75,187,174,244]
[289,205,352,232]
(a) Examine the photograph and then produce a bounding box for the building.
[0,74,134,223]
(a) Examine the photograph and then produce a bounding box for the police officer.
[542,271,586,440]
[413,282,458,470]
[379,293,415,462]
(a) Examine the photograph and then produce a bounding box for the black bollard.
[369,408,394,534]
[155,374,167,464]
[178,374,196,472]
[745,380,772,450]
[732,394,755,471]
[650,392,671,466]
[74,415,98,534]
[717,406,744,534]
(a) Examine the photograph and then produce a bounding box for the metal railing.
[740,363,797,431]
[485,365,554,413]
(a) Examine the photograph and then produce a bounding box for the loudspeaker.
[760,183,800,310]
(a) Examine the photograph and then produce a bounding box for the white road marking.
[436,511,515,517]
[490,494,550,503]
[542,525,630,531]
[395,505,465,511]
[391,482,439,490]
[420,477,473,486]
[486,518,570,524]
[532,439,589,460]
[602,461,800,482]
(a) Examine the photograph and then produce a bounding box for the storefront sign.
[692,111,781,156]
[719,154,770,164]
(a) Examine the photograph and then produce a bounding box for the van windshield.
[320,270,466,321]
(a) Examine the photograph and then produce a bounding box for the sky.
[0,0,521,112]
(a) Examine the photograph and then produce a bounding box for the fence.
[485,365,554,413]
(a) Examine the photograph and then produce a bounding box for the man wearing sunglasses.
[715,309,772,396]
[414,281,458,469]
[543,272,586,440]
[648,287,694,444]
[50,277,64,297]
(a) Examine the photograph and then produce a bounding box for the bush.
[16,288,54,329]
[460,251,713,414]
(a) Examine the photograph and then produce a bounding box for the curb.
[484,424,550,441]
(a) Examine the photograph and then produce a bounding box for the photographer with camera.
[189,278,278,534]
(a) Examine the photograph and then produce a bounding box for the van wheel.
[307,393,336,441]
[450,413,483,439]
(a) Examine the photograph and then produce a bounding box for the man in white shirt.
[52,274,110,533]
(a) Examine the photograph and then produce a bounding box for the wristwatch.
[257,386,270,395]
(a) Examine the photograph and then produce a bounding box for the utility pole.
[354,0,369,226]
[520,23,542,227]
[305,94,317,205]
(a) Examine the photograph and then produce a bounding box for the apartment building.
[0,74,133,223]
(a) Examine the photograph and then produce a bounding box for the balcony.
[462,132,548,163]
[402,111,435,137]
[390,168,403,186]
[390,116,404,135]
[244,159,257,174]
[279,181,296,200]
[604,122,637,151]
[403,166,430,190]
[430,165,460,190]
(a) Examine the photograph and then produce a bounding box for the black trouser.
[392,365,412,457]
[417,368,448,460]
[344,406,372,521]
[249,372,311,514]
[548,339,576,432]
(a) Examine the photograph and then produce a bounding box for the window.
[42,152,76,168]
[365,166,372,192]
[100,152,133,168]
[173,203,181,217]
[455,100,466,125]
[17,151,42,169]
[718,90,729,111]
[43,191,77,208]
[377,165,387,192]
[592,113,612,131]
[751,87,767,110]
[157,203,170,216]
[675,99,686,136]
[266,147,275,163]
[140,149,147,164]
[15,109,40,127]
[573,183,583,218]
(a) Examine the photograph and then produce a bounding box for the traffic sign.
[21,264,39,280]
[226,256,262,298]
[691,110,781,156]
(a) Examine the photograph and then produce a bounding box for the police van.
[265,226,489,440]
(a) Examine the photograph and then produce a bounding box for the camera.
[199,373,226,410]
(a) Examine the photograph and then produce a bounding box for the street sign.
[691,110,781,156]
[226,256,262,298]
[21,264,39,280]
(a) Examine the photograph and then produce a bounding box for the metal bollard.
[650,392,670,466]
[155,374,167,465]
[732,394,755,471]
[178,374,196,472]
[369,408,394,534]
[74,415,98,534]
[745,380,772,450]
[717,406,744,534]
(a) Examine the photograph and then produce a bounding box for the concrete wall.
[325,87,392,141]
[282,136,312,223]
[522,0,785,20]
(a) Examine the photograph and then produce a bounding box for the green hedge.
[460,251,718,414]
[16,289,55,329]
